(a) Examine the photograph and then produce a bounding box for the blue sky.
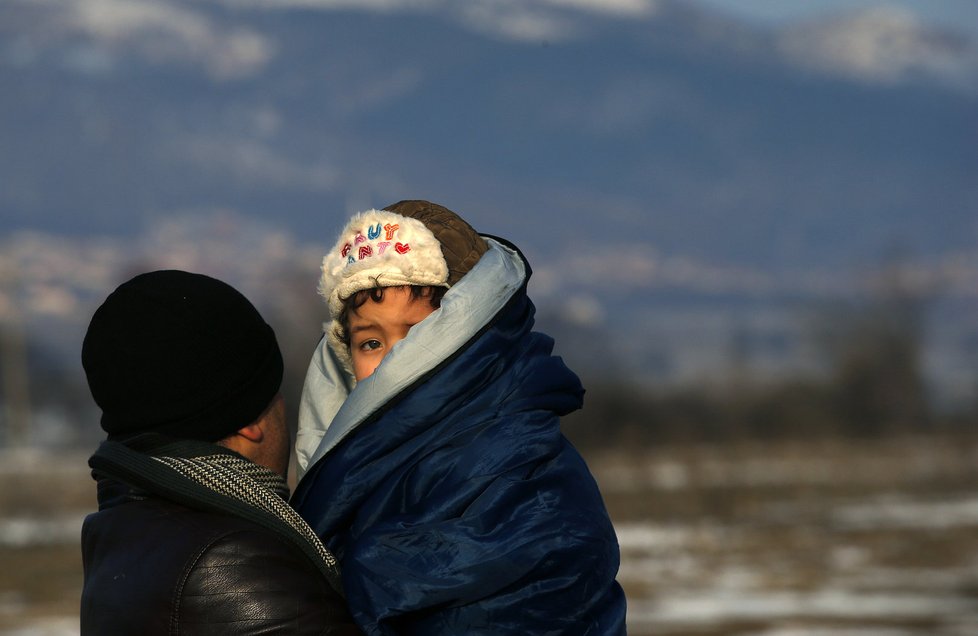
[696,0,978,37]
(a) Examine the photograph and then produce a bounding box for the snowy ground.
[597,434,978,635]
[1,434,977,635]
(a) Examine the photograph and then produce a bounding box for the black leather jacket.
[81,479,361,635]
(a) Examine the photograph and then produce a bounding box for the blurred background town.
[1,0,976,634]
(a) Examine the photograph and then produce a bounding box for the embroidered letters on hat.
[319,209,449,323]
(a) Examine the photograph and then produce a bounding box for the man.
[80,269,359,635]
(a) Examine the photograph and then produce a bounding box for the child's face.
[348,286,438,381]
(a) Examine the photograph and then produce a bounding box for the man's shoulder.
[97,496,324,579]
[88,494,262,537]
[83,495,344,631]
[174,516,354,633]
[84,493,306,576]
[190,524,320,574]
[184,526,324,592]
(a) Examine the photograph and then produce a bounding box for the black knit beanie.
[81,270,283,442]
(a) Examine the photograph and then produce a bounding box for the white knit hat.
[320,209,449,315]
[318,201,488,379]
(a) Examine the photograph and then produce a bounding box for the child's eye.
[359,339,382,352]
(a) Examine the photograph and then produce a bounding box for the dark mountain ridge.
[1,0,974,272]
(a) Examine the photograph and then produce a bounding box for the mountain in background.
[2,0,975,265]
[1,0,976,419]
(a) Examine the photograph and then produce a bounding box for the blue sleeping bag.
[292,239,626,635]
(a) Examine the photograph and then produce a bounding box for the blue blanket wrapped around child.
[292,239,627,635]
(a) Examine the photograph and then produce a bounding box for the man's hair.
[336,285,446,348]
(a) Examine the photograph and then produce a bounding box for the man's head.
[82,270,290,475]
[319,200,488,381]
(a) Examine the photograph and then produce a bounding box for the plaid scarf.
[89,434,343,596]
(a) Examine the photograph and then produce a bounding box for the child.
[291,200,626,635]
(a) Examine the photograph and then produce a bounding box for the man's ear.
[234,421,265,443]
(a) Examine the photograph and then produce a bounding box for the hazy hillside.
[1,0,975,269]
[1,0,976,416]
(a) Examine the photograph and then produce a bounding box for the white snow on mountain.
[3,0,273,79]
[778,6,978,89]
[5,0,975,89]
